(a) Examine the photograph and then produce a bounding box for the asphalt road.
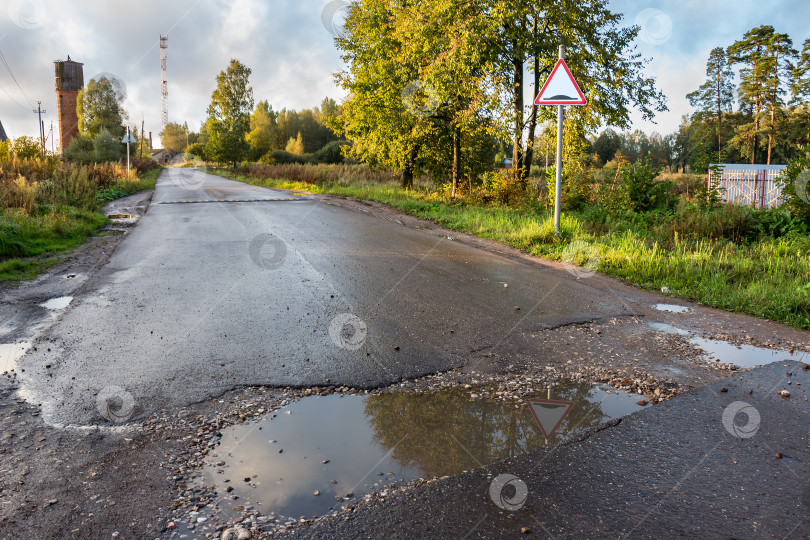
[19,170,637,426]
[279,361,810,539]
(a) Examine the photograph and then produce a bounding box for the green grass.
[214,170,810,330]
[0,166,162,283]
[0,256,61,282]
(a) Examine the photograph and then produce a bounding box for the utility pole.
[49,122,54,153]
[33,101,46,150]
[160,35,168,130]
[140,117,145,158]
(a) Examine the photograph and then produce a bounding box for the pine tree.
[729,26,796,164]
[791,38,810,145]
[686,48,734,161]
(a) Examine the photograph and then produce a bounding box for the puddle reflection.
[202,381,644,521]
[690,337,809,369]
[39,296,73,310]
[0,342,30,373]
[652,303,692,313]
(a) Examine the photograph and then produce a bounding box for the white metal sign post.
[535,45,587,234]
[122,127,137,176]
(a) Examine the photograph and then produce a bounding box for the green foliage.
[63,131,123,163]
[696,164,724,210]
[7,136,45,161]
[205,59,254,167]
[260,150,315,165]
[592,129,622,165]
[0,153,160,272]
[274,107,339,154]
[92,130,122,162]
[619,157,673,213]
[63,133,95,164]
[0,206,107,258]
[186,142,206,160]
[313,140,350,164]
[782,146,810,223]
[77,76,126,138]
[285,132,305,155]
[247,100,277,160]
[160,122,190,154]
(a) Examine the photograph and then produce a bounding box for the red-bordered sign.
[526,398,575,438]
[534,59,587,106]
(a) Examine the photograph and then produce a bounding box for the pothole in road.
[647,322,689,335]
[652,303,692,313]
[690,337,808,369]
[196,382,646,529]
[39,296,73,310]
[648,322,808,369]
[1,342,30,374]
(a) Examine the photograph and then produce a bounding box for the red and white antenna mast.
[160,35,168,129]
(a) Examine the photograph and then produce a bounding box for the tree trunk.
[401,144,419,188]
[523,54,540,183]
[767,104,774,165]
[452,123,461,196]
[511,46,524,178]
[716,70,722,162]
[752,99,760,165]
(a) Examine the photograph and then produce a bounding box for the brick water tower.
[54,57,84,150]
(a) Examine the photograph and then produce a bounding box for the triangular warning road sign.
[534,59,587,106]
[526,398,574,438]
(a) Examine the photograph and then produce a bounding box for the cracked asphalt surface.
[19,170,641,426]
[1,170,809,539]
[278,361,810,539]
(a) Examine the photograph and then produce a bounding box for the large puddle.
[200,382,645,523]
[648,322,809,368]
[691,337,809,369]
[652,303,692,313]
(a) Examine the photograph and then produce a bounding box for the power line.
[0,48,35,106]
[0,78,29,110]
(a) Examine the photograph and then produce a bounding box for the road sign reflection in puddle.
[526,398,574,439]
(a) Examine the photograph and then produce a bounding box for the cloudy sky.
[1,0,809,147]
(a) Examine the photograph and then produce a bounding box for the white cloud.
[2,0,809,146]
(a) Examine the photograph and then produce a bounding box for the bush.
[8,136,45,161]
[131,157,159,174]
[479,170,525,205]
[313,140,351,164]
[620,157,674,213]
[782,146,810,224]
[64,133,95,164]
[260,150,315,165]
[92,130,123,162]
[186,142,206,160]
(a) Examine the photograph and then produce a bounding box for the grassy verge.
[214,168,810,330]
[0,166,162,283]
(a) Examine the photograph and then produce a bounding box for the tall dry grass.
[232,163,410,187]
[0,158,131,212]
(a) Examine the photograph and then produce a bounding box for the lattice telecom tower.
[160,35,168,129]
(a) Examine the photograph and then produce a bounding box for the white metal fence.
[708,164,787,209]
